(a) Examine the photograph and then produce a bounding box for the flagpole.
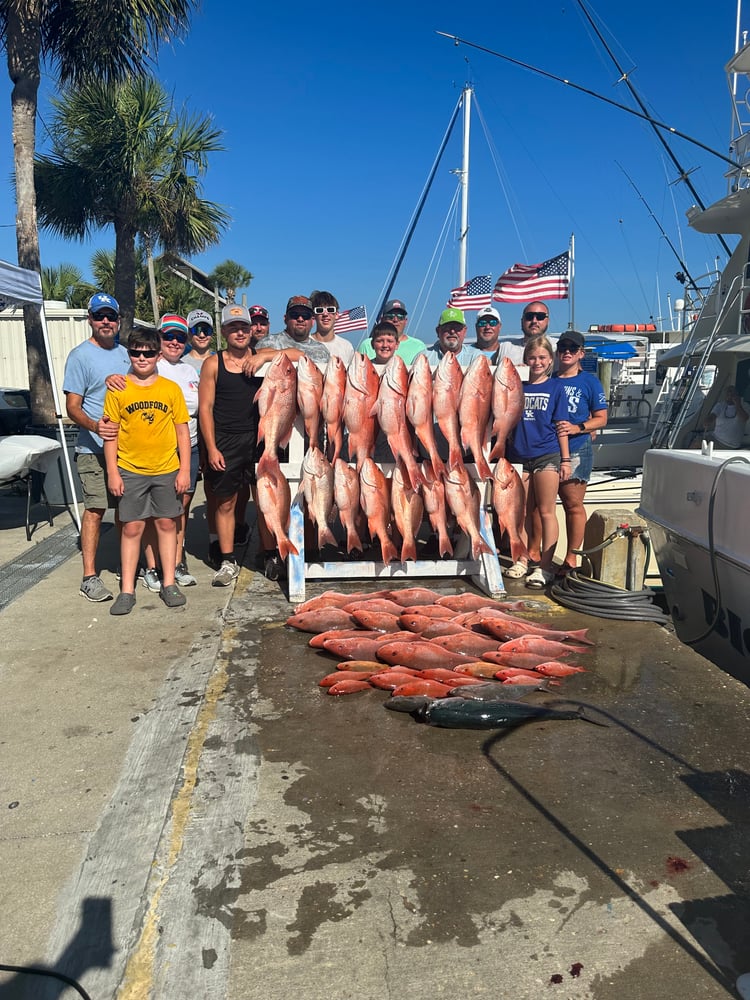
[568,233,575,331]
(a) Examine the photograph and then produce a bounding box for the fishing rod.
[572,0,733,258]
[616,160,704,301]
[434,31,742,175]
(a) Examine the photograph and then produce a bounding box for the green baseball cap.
[438,307,466,326]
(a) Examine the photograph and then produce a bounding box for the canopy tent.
[0,259,81,530]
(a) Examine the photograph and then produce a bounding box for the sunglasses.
[92,311,119,322]
[250,316,269,324]
[384,311,407,321]
[191,326,212,336]
[523,311,548,321]
[557,342,582,353]
[314,306,337,315]
[161,331,187,343]
[477,318,499,327]
[288,311,312,320]
[128,348,158,358]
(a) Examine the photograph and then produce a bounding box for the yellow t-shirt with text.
[103,375,189,476]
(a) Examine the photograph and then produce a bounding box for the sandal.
[504,561,529,579]
[525,567,554,590]
[555,564,576,579]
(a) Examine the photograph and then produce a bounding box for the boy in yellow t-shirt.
[104,329,191,615]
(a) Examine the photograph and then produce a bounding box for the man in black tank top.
[198,304,275,585]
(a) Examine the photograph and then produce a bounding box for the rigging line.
[412,185,461,332]
[573,0,733,259]
[375,90,464,321]
[434,31,742,174]
[472,95,530,260]
[616,160,704,299]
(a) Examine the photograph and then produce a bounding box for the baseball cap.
[248,304,269,320]
[558,329,585,348]
[159,313,189,335]
[476,305,501,322]
[221,303,252,326]
[381,299,407,316]
[286,295,313,314]
[88,292,119,314]
[438,307,466,327]
[187,308,213,330]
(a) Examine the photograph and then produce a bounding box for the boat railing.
[650,269,747,449]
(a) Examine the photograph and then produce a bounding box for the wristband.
[561,458,571,463]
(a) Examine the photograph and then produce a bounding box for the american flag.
[447,274,493,311]
[492,251,570,302]
[335,305,368,334]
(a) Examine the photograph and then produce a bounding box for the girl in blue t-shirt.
[506,336,570,589]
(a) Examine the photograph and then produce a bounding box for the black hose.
[551,569,672,623]
[0,963,93,999]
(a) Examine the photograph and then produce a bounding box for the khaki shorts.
[75,452,119,511]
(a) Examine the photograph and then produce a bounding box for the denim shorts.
[523,451,561,474]
[568,436,594,483]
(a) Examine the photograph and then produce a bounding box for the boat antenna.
[376,91,463,320]
[571,0,733,259]
[616,161,704,302]
[434,31,742,177]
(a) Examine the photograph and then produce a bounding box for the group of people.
[63,287,607,612]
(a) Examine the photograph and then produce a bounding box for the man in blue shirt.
[417,307,483,367]
[63,292,130,602]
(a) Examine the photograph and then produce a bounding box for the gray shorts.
[117,468,184,523]
[523,451,561,474]
[75,452,119,511]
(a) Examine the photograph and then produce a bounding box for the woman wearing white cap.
[184,309,215,373]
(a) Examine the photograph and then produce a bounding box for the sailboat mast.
[458,86,472,286]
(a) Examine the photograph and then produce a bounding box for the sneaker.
[160,584,187,608]
[175,561,197,587]
[212,560,240,587]
[504,560,529,580]
[142,568,161,592]
[525,567,554,590]
[80,576,113,602]
[264,552,283,581]
[234,522,250,545]
[110,592,136,616]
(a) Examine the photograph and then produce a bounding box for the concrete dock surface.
[1,484,749,1000]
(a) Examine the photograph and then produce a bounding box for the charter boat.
[638,25,750,677]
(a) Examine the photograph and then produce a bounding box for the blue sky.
[0,0,743,343]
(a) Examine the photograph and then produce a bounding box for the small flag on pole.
[492,251,570,302]
[335,305,368,334]
[447,274,493,311]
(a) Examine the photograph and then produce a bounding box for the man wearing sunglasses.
[184,308,215,374]
[257,294,330,366]
[310,290,354,365]
[495,300,558,365]
[64,292,131,603]
[473,305,503,362]
[356,298,424,365]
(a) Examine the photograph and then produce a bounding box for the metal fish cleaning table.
[277,413,505,604]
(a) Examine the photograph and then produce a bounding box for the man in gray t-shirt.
[261,294,331,367]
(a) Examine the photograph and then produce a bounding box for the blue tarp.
[584,337,639,359]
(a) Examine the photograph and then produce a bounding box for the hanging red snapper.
[489,357,525,461]
[458,354,494,481]
[296,354,324,448]
[342,352,380,469]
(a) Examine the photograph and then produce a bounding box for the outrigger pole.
[572,0,733,259]
[434,31,742,179]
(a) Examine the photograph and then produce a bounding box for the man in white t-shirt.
[705,385,749,448]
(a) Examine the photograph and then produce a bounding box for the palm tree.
[0,0,196,422]
[41,263,95,308]
[207,260,254,304]
[34,76,229,334]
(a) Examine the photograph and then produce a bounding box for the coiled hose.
[550,524,671,623]
[551,569,671,623]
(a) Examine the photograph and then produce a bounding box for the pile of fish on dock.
[254,349,526,564]
[287,586,603,731]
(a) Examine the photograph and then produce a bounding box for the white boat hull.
[638,448,750,683]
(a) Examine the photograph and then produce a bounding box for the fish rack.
[277,412,505,605]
